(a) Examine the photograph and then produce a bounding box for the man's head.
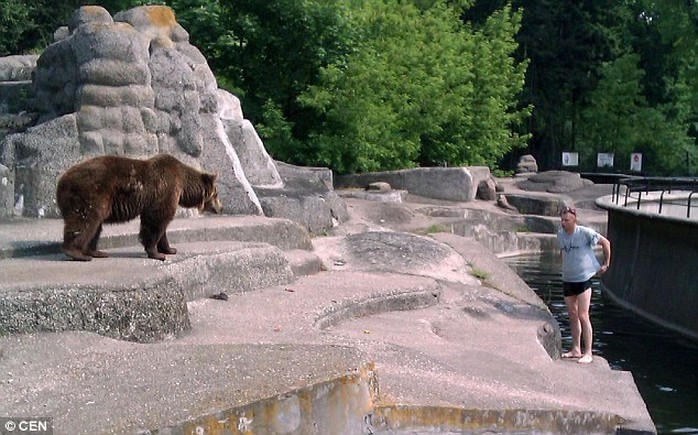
[561,206,577,232]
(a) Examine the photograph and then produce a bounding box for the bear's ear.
[202,172,218,185]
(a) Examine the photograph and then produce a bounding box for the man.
[557,207,611,364]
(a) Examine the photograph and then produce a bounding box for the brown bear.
[56,153,222,261]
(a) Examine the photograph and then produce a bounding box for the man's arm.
[598,235,611,274]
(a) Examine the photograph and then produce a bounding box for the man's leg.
[563,294,583,358]
[577,287,593,363]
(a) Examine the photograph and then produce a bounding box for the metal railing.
[611,176,698,218]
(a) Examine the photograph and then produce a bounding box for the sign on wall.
[562,152,579,167]
[630,153,643,172]
[597,153,614,168]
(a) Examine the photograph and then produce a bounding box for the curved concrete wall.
[598,197,698,339]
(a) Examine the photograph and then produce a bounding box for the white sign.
[562,152,579,167]
[630,153,642,172]
[597,153,614,168]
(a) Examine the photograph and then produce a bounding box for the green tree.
[166,0,356,165]
[6,0,530,174]
[632,0,698,174]
[0,0,149,56]
[574,0,698,175]
[577,53,691,174]
[299,0,528,173]
[0,0,36,56]
[514,0,629,170]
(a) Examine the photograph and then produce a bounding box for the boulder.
[0,55,38,81]
[365,182,392,192]
[219,90,282,189]
[516,170,592,194]
[516,154,538,174]
[256,162,349,234]
[476,177,497,201]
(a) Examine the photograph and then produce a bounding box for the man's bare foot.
[562,351,582,358]
[578,354,593,364]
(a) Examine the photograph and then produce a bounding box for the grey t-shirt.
[557,225,601,282]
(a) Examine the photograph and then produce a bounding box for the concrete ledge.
[522,215,560,233]
[284,248,324,276]
[160,215,314,251]
[431,232,560,359]
[0,215,313,259]
[159,242,295,301]
[0,334,378,434]
[0,241,296,341]
[0,273,189,342]
[440,218,553,256]
[173,361,378,435]
[368,406,625,434]
[514,232,559,254]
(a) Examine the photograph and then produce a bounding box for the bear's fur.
[56,154,222,261]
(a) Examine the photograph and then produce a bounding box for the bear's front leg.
[139,217,169,261]
[86,224,109,258]
[62,245,93,262]
[146,248,166,261]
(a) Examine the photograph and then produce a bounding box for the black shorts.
[562,279,592,297]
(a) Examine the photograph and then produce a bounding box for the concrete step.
[284,248,325,276]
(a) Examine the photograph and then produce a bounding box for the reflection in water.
[503,252,698,435]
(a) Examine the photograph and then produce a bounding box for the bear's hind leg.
[86,224,109,258]
[157,233,177,255]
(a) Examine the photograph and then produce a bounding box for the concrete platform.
[0,187,656,434]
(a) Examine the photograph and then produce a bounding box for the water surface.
[504,252,698,434]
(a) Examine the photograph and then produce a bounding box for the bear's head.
[200,173,222,214]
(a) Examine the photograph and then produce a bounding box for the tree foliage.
[165,0,357,166]
[3,0,697,175]
[298,1,529,173]
[160,0,529,174]
[517,0,697,175]
[577,53,691,174]
[514,0,630,170]
[0,0,150,56]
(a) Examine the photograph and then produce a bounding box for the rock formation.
[0,5,346,232]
